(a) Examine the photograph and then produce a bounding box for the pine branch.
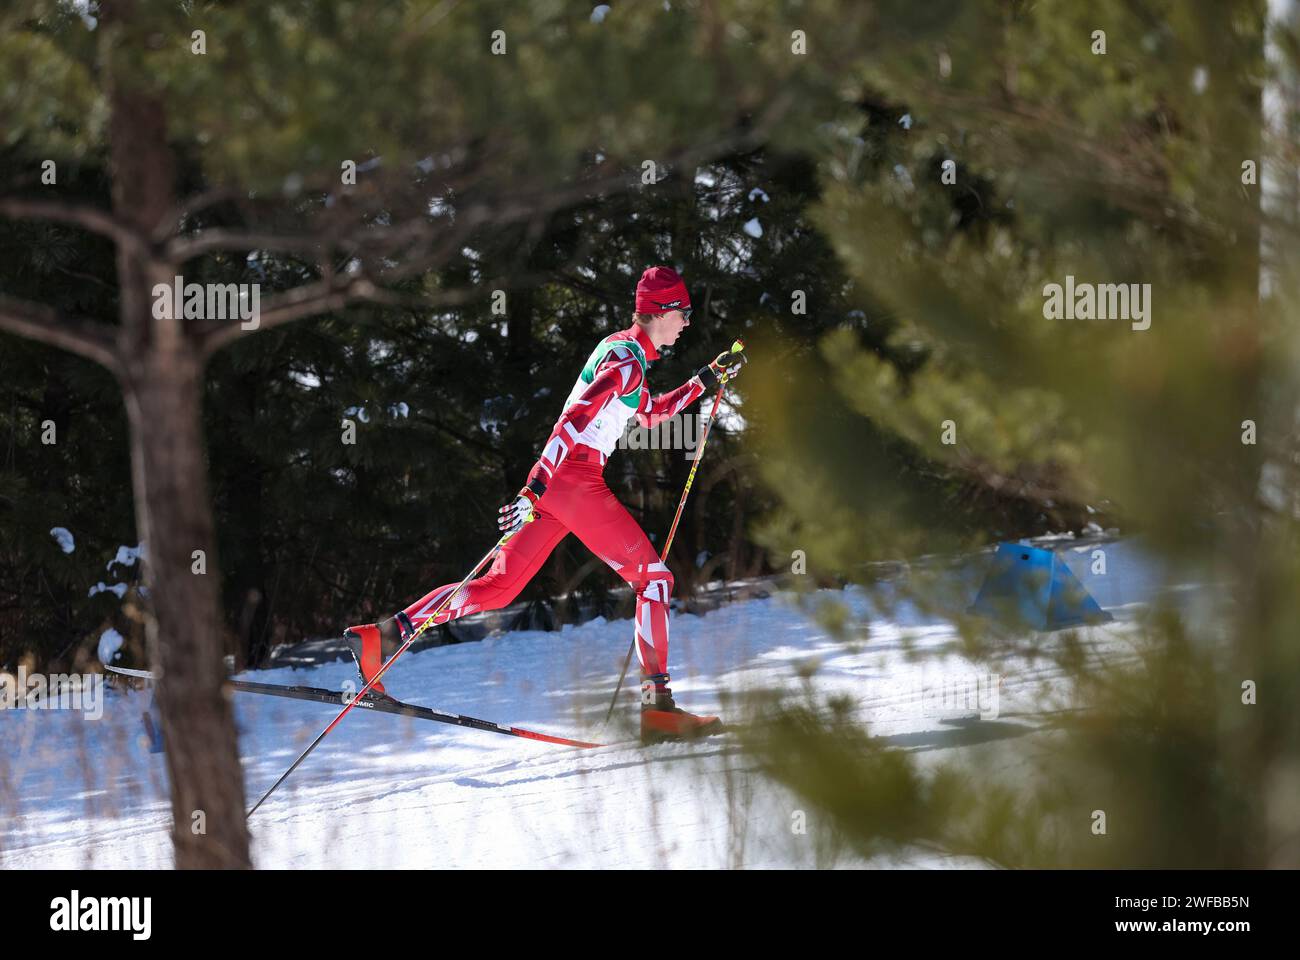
[195,275,481,357]
[0,294,121,373]
[0,198,151,261]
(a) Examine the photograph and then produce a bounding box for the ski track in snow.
[1,542,1174,869]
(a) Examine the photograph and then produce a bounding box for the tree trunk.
[98,0,251,868]
[121,345,252,868]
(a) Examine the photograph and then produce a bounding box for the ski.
[105,664,602,749]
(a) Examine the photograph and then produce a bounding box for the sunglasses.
[656,304,692,320]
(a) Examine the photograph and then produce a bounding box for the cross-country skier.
[344,266,745,742]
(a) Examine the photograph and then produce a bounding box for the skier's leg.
[346,508,566,691]
[401,507,567,631]
[547,466,673,675]
[545,459,720,739]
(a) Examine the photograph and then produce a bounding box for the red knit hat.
[635,266,691,314]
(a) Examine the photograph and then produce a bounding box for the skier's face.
[660,308,690,346]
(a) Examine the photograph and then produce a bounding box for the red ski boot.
[343,615,406,695]
[639,674,723,744]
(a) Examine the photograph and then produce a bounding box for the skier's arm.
[525,355,644,488]
[635,376,706,429]
[635,347,747,428]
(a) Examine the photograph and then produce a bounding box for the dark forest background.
[1,132,1085,675]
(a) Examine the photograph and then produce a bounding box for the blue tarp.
[970,542,1113,630]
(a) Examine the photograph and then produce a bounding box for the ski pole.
[602,338,745,723]
[247,523,529,818]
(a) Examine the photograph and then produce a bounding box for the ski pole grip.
[717,338,746,385]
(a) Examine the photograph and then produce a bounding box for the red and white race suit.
[400,322,705,677]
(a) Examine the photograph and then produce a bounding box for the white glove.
[497,481,544,533]
[697,347,747,388]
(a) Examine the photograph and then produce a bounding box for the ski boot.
[639,673,723,744]
[343,613,410,696]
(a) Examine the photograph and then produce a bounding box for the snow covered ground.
[0,540,1173,869]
